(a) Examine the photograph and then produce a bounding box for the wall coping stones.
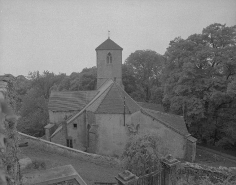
[18,132,121,167]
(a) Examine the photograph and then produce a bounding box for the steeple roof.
[95,38,123,50]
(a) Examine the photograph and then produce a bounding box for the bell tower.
[95,36,123,89]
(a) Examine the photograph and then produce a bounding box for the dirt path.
[20,145,122,185]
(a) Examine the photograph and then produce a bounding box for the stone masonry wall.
[19,132,120,167]
[97,50,122,88]
[130,111,186,159]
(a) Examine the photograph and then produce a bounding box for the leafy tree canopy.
[162,23,236,147]
[124,50,164,103]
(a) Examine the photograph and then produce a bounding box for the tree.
[17,71,62,137]
[122,134,168,176]
[122,64,140,97]
[125,50,164,102]
[64,67,97,91]
[162,23,236,147]
[28,71,64,99]
[17,88,48,137]
[78,67,97,90]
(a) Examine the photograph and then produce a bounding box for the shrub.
[25,159,46,170]
[121,133,169,176]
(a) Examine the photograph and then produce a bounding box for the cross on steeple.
[108,30,110,39]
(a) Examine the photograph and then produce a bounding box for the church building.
[46,37,196,161]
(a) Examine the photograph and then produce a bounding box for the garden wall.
[178,162,236,183]
[18,132,120,167]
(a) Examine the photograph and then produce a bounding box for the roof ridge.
[115,81,142,110]
[95,38,123,50]
[66,81,114,123]
[94,83,115,112]
[97,79,110,90]
[114,83,132,114]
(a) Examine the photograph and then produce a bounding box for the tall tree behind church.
[124,50,164,103]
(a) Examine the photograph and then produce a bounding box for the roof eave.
[140,109,189,137]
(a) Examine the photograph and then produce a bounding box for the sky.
[0,0,236,77]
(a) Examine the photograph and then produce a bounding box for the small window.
[106,52,112,64]
[73,124,77,129]
[66,139,73,148]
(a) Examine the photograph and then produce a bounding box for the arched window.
[106,52,112,64]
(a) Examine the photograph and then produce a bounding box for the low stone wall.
[18,132,121,167]
[177,162,236,183]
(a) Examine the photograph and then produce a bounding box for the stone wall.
[96,114,130,157]
[51,110,188,159]
[177,162,236,183]
[49,110,76,124]
[50,112,86,150]
[67,112,86,150]
[97,50,122,88]
[51,126,66,146]
[130,111,186,159]
[19,132,120,167]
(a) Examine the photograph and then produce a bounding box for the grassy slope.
[195,147,236,168]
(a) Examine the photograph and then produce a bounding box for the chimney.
[44,123,56,141]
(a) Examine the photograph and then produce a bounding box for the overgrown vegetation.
[121,134,168,176]
[0,75,22,185]
[25,159,46,171]
[162,23,236,148]
[177,177,236,185]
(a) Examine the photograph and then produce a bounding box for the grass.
[19,141,122,185]
[23,159,46,171]
[195,147,236,168]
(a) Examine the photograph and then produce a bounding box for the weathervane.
[108,30,110,39]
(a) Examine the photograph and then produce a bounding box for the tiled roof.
[95,38,123,50]
[141,109,189,136]
[48,91,98,112]
[66,80,114,123]
[95,83,140,114]
[137,102,165,112]
[86,87,111,112]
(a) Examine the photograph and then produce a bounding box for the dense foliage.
[0,75,22,185]
[162,23,236,148]
[123,50,164,103]
[122,134,168,176]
